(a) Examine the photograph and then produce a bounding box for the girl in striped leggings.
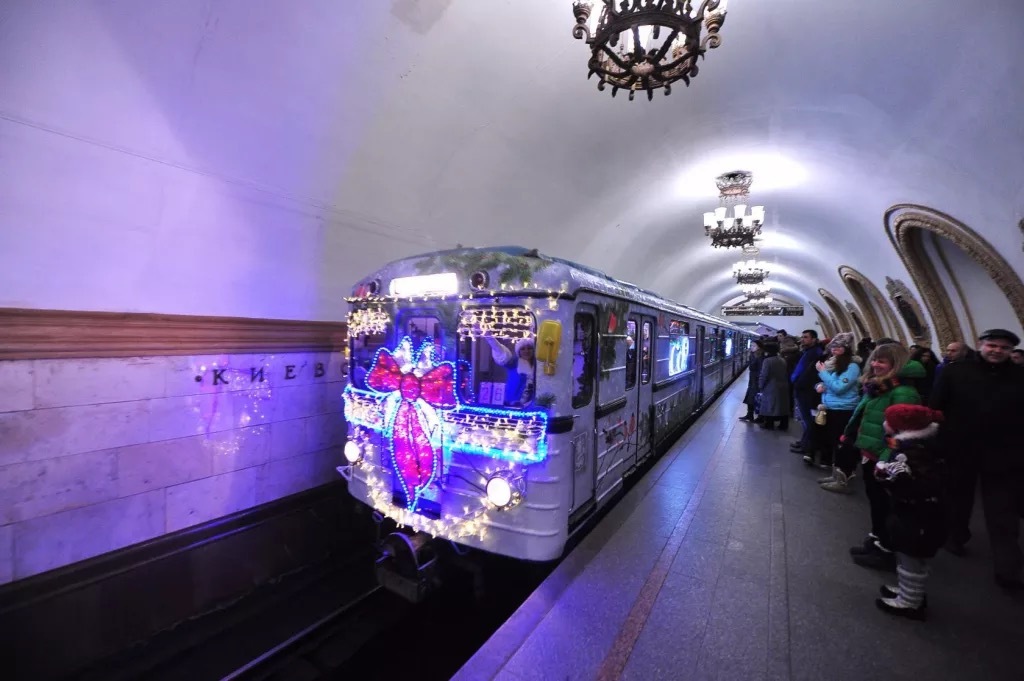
[873,404,947,621]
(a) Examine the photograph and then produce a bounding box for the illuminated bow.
[366,337,457,510]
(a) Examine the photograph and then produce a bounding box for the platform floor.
[452,381,1024,681]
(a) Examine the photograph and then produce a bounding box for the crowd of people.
[740,327,1024,621]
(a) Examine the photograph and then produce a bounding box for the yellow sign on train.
[536,320,562,375]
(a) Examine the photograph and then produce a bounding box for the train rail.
[219,585,398,681]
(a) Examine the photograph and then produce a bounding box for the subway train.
[339,246,754,600]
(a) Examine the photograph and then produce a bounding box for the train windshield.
[457,308,537,409]
[350,329,388,390]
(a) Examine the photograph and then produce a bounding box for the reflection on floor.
[454,381,1024,681]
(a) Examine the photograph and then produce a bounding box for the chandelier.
[704,203,765,248]
[715,170,752,204]
[703,170,765,249]
[742,283,771,299]
[571,0,728,101]
[733,257,769,285]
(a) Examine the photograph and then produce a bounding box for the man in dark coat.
[789,329,824,454]
[930,328,1024,590]
[740,339,765,422]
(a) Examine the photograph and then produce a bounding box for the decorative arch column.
[818,288,854,335]
[885,277,933,346]
[845,301,870,339]
[885,204,1024,348]
[809,301,836,338]
[837,265,907,344]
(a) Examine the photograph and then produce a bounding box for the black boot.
[853,542,897,572]
[875,597,927,621]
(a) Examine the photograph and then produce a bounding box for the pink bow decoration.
[366,338,457,510]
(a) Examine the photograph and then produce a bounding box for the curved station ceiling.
[2,0,1023,332]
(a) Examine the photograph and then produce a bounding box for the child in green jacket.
[839,343,924,570]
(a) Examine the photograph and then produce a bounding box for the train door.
[569,304,598,521]
[695,324,706,404]
[635,316,655,462]
[625,315,641,464]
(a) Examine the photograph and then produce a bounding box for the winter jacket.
[817,360,862,410]
[844,360,925,461]
[791,343,825,396]
[758,355,790,417]
[929,356,1024,472]
[878,429,947,558]
[743,354,763,407]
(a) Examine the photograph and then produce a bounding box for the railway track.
[219,585,405,681]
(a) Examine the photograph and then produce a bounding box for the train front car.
[340,248,571,600]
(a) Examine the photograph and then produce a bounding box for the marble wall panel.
[0,360,34,413]
[13,490,165,579]
[0,400,151,466]
[0,523,13,584]
[147,391,236,442]
[116,436,214,497]
[305,412,346,453]
[269,417,307,461]
[210,424,271,475]
[258,452,319,505]
[3,349,346,582]
[34,356,167,408]
[0,450,118,524]
[165,466,261,532]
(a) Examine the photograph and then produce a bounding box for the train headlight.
[470,270,489,290]
[485,472,522,510]
[343,440,363,464]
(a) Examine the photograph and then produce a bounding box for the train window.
[703,328,715,365]
[349,328,389,390]
[457,311,537,409]
[724,332,734,357]
[572,314,595,409]
[625,319,638,390]
[403,316,443,353]
[641,321,652,385]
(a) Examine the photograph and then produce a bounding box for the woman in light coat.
[758,341,791,431]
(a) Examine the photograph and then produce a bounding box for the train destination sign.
[721,305,805,317]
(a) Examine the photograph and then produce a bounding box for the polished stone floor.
[453,380,1024,681]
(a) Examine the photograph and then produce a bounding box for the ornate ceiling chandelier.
[742,283,772,299]
[571,0,728,101]
[715,170,751,204]
[703,170,764,249]
[733,257,769,285]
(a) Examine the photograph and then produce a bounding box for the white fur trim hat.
[827,332,855,351]
[515,338,535,354]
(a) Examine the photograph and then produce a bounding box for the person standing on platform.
[808,332,862,474]
[740,339,765,423]
[929,328,1024,590]
[780,335,801,420]
[757,341,790,431]
[934,340,969,384]
[873,404,947,621]
[789,329,824,455]
[844,343,924,570]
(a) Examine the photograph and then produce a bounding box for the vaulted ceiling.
[3,0,1023,323]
